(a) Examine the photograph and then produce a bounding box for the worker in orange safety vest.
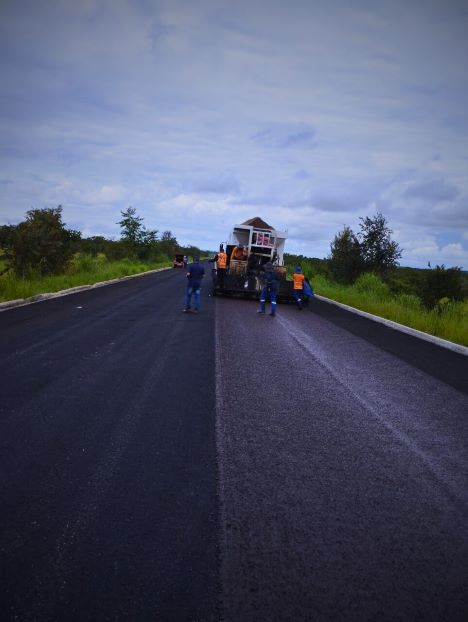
[292,266,305,310]
[214,245,227,288]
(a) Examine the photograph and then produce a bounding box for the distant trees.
[113,210,203,262]
[325,212,465,308]
[0,205,208,282]
[328,212,402,283]
[159,230,178,259]
[117,207,160,260]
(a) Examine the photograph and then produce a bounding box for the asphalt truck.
[211,216,296,302]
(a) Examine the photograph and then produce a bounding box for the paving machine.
[211,216,296,302]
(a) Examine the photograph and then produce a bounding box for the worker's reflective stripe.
[217,253,227,268]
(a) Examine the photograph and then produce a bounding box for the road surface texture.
[216,297,468,622]
[1,266,468,621]
[1,268,219,621]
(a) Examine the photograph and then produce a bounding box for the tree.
[0,225,17,274]
[328,225,364,283]
[117,207,145,245]
[159,230,179,259]
[358,212,402,277]
[3,206,76,277]
[117,207,158,260]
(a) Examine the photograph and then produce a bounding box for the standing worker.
[258,262,278,317]
[214,245,227,288]
[292,266,305,310]
[183,257,205,313]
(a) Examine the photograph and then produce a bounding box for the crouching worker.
[292,266,305,310]
[258,262,278,317]
[184,257,205,313]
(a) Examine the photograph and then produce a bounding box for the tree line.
[0,206,203,278]
[286,212,466,309]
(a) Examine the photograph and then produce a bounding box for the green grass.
[305,272,468,348]
[0,254,172,303]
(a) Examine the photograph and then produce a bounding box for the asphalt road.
[1,268,219,621]
[216,297,468,621]
[1,267,468,621]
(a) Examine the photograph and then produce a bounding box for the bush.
[69,253,99,274]
[354,273,390,300]
[2,206,76,277]
[420,265,464,308]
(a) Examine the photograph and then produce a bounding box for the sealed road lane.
[0,267,219,621]
[216,297,468,622]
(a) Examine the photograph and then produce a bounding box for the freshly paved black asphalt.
[0,267,219,621]
[216,297,468,622]
[2,271,468,621]
[311,298,468,394]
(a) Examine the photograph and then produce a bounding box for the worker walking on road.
[292,266,305,310]
[183,257,205,313]
[258,262,278,317]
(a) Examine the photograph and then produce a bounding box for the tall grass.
[305,271,468,347]
[0,254,171,303]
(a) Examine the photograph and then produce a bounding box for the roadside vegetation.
[0,255,172,302]
[1,206,466,347]
[285,213,468,347]
[0,206,205,304]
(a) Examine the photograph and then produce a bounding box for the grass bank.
[305,272,468,347]
[0,254,172,303]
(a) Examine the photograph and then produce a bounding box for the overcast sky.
[1,0,467,268]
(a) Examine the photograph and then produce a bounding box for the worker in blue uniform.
[257,261,278,317]
[183,257,205,313]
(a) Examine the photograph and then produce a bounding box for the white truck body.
[227,217,287,265]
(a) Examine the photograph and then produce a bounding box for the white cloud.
[84,185,128,204]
